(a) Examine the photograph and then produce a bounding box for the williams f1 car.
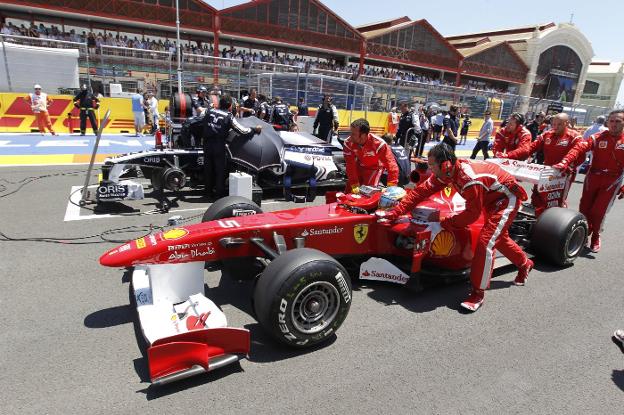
[97,116,345,208]
[100,159,586,385]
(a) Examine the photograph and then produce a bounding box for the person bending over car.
[376,143,533,312]
[344,118,399,194]
[552,109,624,253]
[202,94,261,201]
[492,112,532,159]
[503,112,583,216]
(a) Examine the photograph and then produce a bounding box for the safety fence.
[0,34,615,126]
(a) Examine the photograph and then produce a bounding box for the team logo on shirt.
[599,141,608,149]
[615,142,624,150]
[443,186,452,197]
[557,140,569,147]
[545,138,551,145]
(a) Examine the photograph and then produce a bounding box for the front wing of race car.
[128,261,250,385]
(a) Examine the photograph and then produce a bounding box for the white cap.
[34,84,42,89]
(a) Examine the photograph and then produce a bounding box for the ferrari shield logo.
[354,224,369,244]
[443,186,452,198]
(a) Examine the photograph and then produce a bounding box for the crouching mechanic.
[552,109,624,253]
[202,94,261,200]
[344,118,399,193]
[507,112,583,215]
[376,143,533,312]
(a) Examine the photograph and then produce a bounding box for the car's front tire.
[253,248,352,348]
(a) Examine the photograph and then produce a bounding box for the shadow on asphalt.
[612,369,624,392]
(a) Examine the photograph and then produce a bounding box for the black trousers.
[80,109,98,134]
[316,125,332,143]
[203,138,227,198]
[470,141,490,159]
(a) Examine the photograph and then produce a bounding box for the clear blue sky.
[205,0,624,104]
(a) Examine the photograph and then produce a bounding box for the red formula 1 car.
[100,159,587,385]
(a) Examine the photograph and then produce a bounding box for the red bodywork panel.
[100,187,482,273]
[148,327,250,382]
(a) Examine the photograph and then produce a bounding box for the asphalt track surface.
[1,163,624,414]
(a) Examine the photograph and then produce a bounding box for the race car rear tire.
[202,196,263,280]
[530,207,588,266]
[253,248,352,348]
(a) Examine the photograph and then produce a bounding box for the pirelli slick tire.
[253,248,352,348]
[531,207,588,266]
[202,196,263,279]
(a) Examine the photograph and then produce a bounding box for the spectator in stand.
[131,89,145,137]
[25,84,56,136]
[459,114,472,145]
[442,105,460,151]
[470,111,493,160]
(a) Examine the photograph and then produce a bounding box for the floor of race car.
[1,164,624,414]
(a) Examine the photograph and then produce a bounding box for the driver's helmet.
[379,186,406,210]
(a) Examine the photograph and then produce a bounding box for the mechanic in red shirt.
[553,109,624,252]
[492,112,532,159]
[344,118,399,194]
[506,112,583,215]
[377,143,533,312]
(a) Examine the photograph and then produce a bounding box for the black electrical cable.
[0,170,204,244]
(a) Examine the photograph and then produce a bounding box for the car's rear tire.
[253,248,352,348]
[530,207,588,266]
[202,196,263,280]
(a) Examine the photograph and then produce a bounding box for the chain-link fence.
[0,33,614,125]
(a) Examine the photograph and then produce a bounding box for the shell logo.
[430,230,455,257]
[162,228,189,241]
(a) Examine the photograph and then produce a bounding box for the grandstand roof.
[460,41,529,84]
[218,0,364,56]
[446,22,557,43]
[359,18,462,72]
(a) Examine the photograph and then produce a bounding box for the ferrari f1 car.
[97,116,346,208]
[99,158,586,385]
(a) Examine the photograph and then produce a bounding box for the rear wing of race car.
[486,159,566,192]
[486,159,568,209]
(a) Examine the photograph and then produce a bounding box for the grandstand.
[0,0,617,125]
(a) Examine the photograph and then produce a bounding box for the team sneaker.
[514,259,534,286]
[590,236,601,253]
[614,329,624,347]
[460,289,484,312]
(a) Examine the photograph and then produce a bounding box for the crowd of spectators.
[0,20,508,93]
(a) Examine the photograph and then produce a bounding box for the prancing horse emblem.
[354,224,369,244]
[444,186,452,198]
